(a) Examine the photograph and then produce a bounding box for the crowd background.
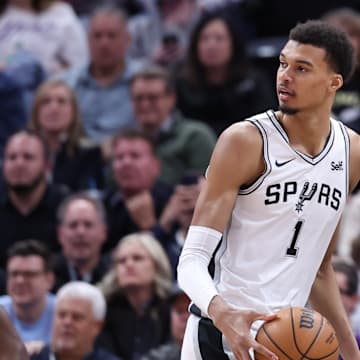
[1,0,360,359]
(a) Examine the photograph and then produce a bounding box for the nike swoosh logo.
[275,158,295,167]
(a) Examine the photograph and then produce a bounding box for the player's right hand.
[209,296,279,360]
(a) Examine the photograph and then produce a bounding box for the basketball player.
[0,306,28,359]
[177,20,360,360]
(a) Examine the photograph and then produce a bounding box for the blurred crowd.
[1,0,360,359]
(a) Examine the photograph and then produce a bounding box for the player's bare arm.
[309,225,360,360]
[191,121,265,231]
[348,127,360,192]
[307,126,360,360]
[185,121,278,360]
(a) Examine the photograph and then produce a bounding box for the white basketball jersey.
[213,110,349,315]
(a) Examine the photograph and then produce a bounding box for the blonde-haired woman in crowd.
[98,232,173,360]
[28,79,105,192]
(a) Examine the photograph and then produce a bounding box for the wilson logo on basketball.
[299,309,314,329]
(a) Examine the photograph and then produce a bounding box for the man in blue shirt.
[57,6,140,143]
[0,240,55,350]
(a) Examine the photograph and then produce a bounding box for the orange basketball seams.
[254,306,339,360]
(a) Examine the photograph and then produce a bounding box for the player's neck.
[277,110,332,157]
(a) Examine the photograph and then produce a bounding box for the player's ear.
[330,74,343,91]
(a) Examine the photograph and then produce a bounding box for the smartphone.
[180,172,199,185]
[162,32,179,47]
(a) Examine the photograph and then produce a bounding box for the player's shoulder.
[217,118,263,151]
[220,119,260,141]
[210,118,264,178]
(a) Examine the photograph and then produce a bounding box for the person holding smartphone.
[152,172,203,278]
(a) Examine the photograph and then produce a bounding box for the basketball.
[254,306,339,360]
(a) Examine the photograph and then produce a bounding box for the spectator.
[103,129,173,251]
[128,0,200,68]
[53,193,110,292]
[196,0,256,41]
[175,11,276,135]
[350,233,360,333]
[322,8,360,134]
[28,79,105,192]
[130,64,216,185]
[0,240,55,352]
[332,259,360,358]
[0,0,88,75]
[0,130,69,266]
[140,284,190,360]
[152,173,202,278]
[98,233,172,360]
[57,6,139,143]
[31,281,121,360]
[337,192,360,258]
[0,306,28,360]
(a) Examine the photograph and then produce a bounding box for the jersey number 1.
[286,220,304,256]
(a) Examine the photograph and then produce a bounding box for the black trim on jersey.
[339,121,350,196]
[208,236,223,278]
[238,119,272,195]
[198,318,230,360]
[266,109,289,143]
[266,110,336,165]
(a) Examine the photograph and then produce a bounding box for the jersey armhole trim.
[338,121,350,197]
[239,119,271,195]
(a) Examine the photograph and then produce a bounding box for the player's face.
[58,200,106,263]
[89,13,129,69]
[131,78,175,134]
[6,256,53,308]
[52,298,101,356]
[37,85,73,134]
[113,240,156,290]
[276,40,339,115]
[197,19,233,68]
[3,134,47,189]
[111,138,159,193]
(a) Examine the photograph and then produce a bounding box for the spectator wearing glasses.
[130,64,216,186]
[0,240,55,353]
